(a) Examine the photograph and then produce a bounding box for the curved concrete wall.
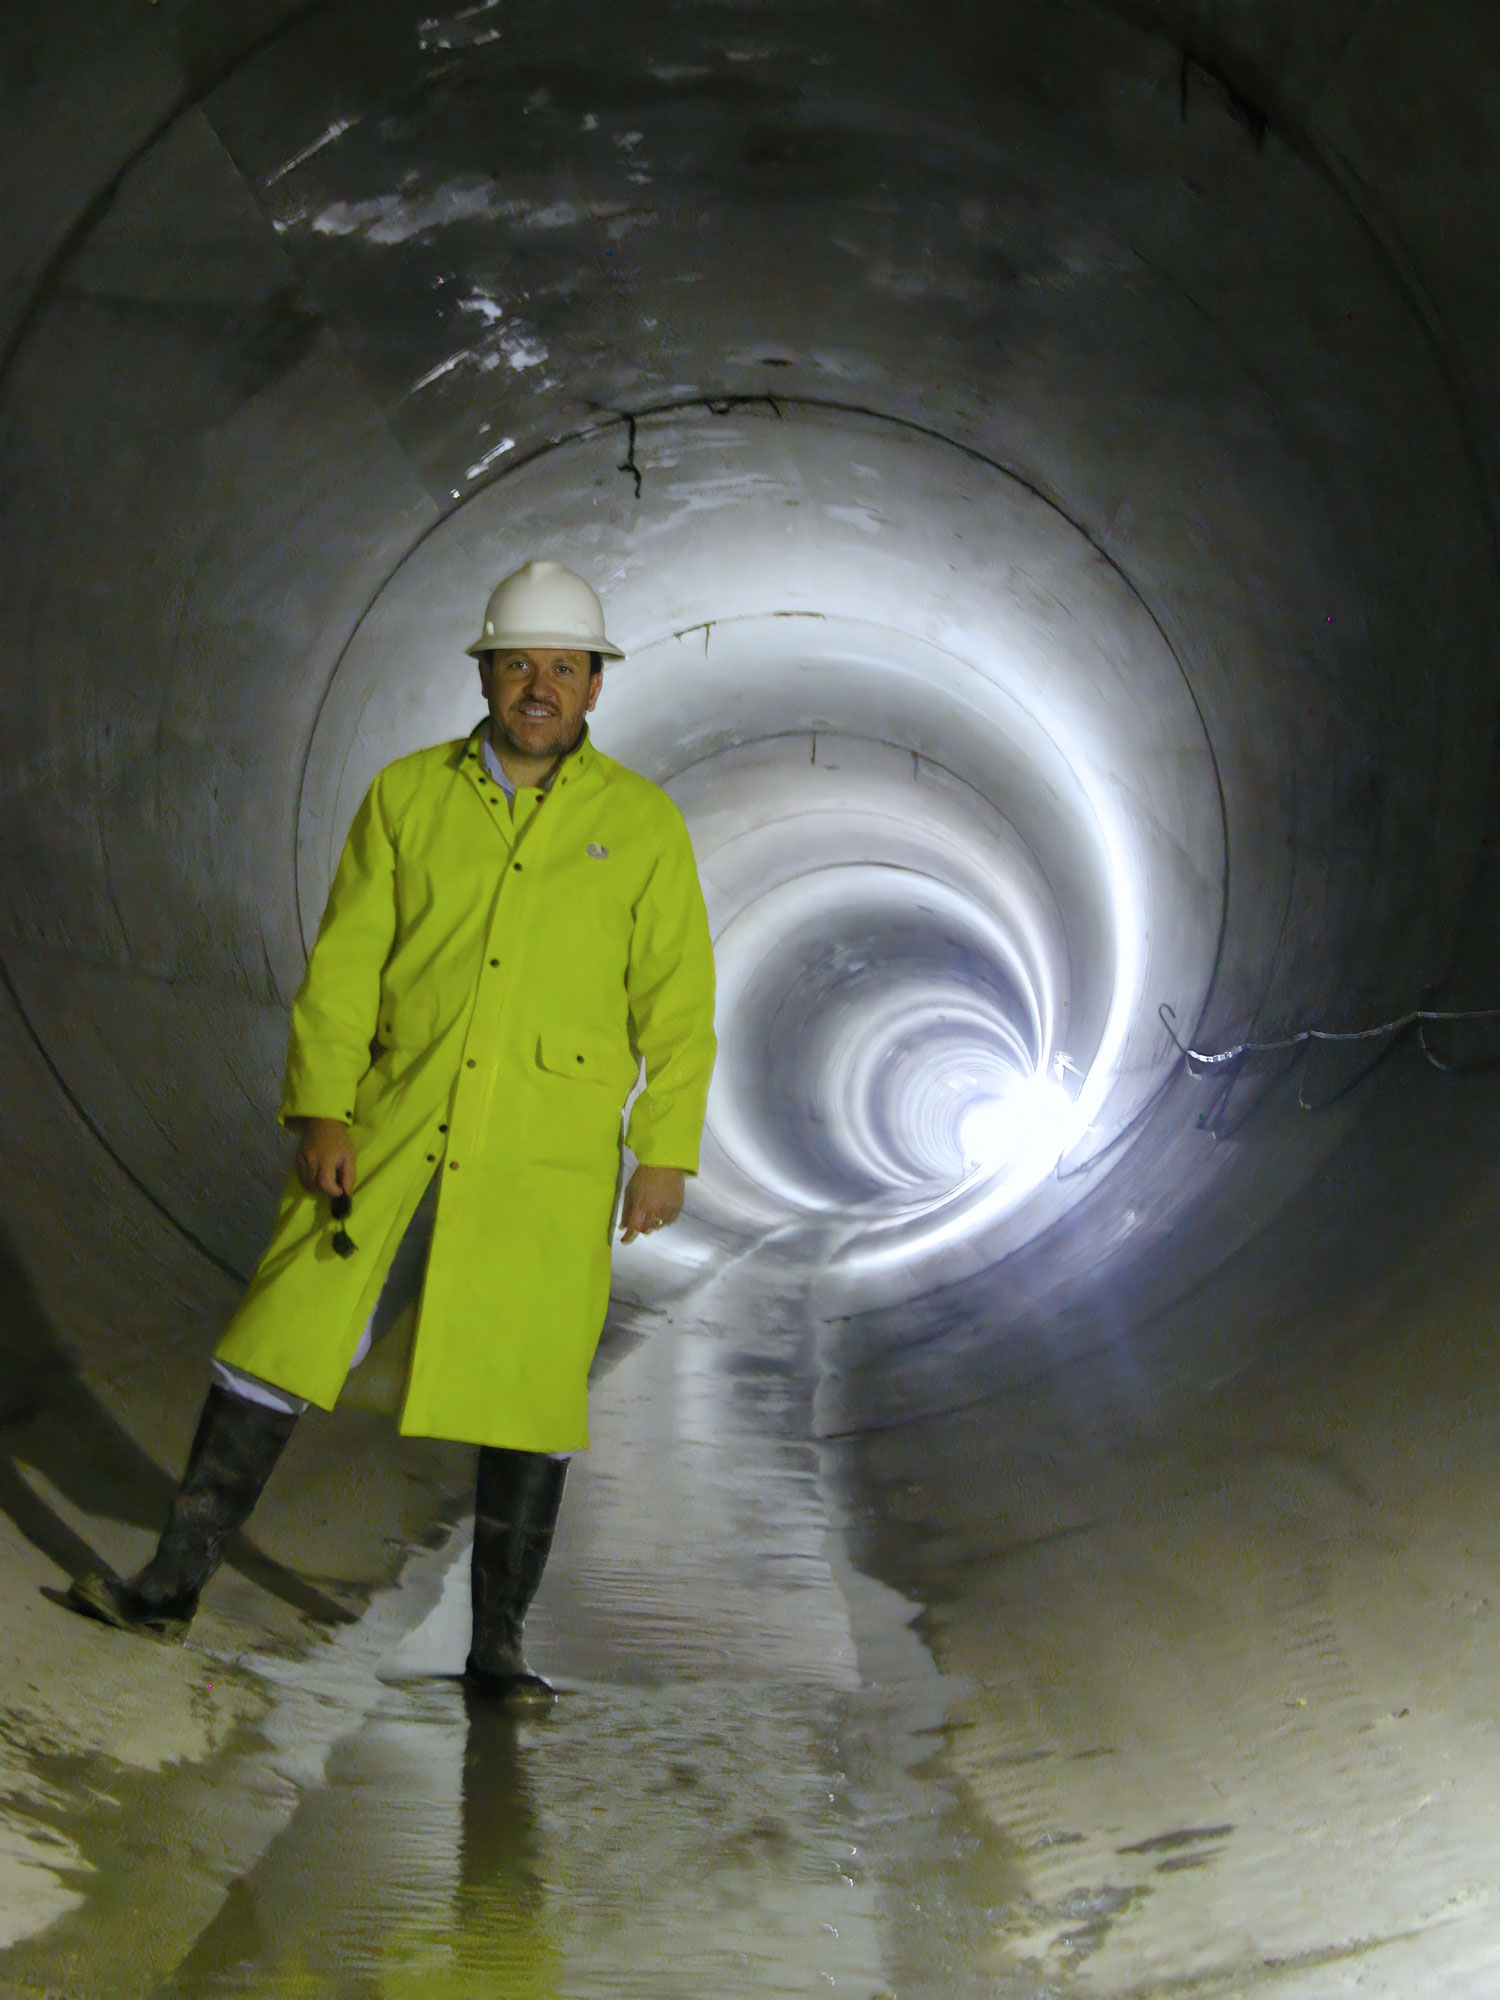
[7,3,1500,1989]
[2,0,1497,1434]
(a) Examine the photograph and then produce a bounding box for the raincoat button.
[466,1059,477,1068]
[449,1160,460,1170]
[438,1123,448,1132]
[426,1153,436,1162]
[489,957,499,967]
[513,862,523,872]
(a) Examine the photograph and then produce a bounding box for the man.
[68,560,718,1695]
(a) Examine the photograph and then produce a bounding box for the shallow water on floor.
[156,1675,892,2000]
[0,1310,1010,1999]
[22,1259,1500,1997]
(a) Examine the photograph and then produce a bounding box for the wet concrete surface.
[0,1281,963,1999]
[6,1063,1500,1995]
[5,2,1500,1991]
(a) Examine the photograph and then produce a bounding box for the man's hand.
[294,1117,358,1199]
[619,1164,686,1243]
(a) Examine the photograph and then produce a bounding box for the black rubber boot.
[465,1448,568,1698]
[66,1385,298,1642]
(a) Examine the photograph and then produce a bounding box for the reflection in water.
[18,1155,1500,1992]
[153,1672,915,1998]
[137,1309,949,1998]
[439,1693,561,2000]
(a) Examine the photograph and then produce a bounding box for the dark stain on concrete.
[1118,1823,1236,1855]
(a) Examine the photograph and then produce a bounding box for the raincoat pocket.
[376,997,436,1051]
[536,1029,636,1091]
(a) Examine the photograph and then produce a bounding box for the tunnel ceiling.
[2,0,1498,1431]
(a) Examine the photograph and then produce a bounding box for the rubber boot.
[465,1448,568,1697]
[66,1385,298,1642]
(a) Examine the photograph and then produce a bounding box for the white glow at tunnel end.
[304,403,1225,1311]
[959,1073,1087,1182]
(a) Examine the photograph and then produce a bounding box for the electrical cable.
[1159,1000,1500,1080]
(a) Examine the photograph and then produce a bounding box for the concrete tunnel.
[3,1,1500,1991]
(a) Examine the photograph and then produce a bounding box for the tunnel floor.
[6,1,1500,1991]
[7,1060,1500,2000]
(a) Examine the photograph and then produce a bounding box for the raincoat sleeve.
[623,811,717,1172]
[279,776,399,1126]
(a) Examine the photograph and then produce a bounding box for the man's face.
[480,647,600,760]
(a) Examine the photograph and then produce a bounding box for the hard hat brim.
[465,629,626,661]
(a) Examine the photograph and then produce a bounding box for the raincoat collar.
[459,718,597,791]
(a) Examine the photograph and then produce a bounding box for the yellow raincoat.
[215,723,716,1452]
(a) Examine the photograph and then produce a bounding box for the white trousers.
[214,1178,572,1459]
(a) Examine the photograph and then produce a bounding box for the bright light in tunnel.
[959,1074,1084,1178]
[303,402,1226,1310]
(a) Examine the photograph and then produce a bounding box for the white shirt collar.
[481,731,580,798]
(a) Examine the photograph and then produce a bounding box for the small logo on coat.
[586,842,609,860]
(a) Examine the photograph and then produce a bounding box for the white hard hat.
[465,559,625,660]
